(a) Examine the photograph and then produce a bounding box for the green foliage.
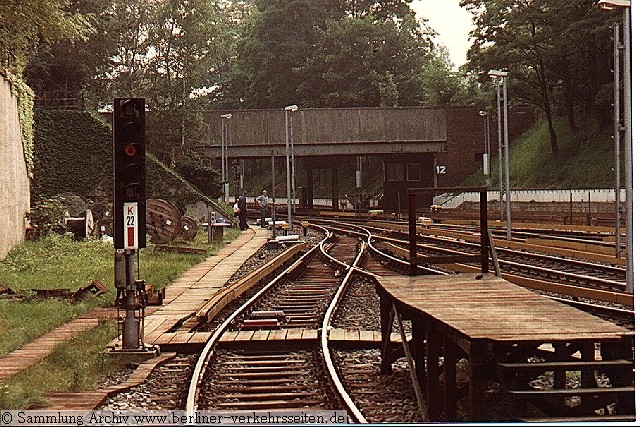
[0,0,91,74]
[223,0,433,108]
[147,153,230,216]
[32,110,112,200]
[464,114,615,189]
[0,234,114,292]
[32,109,228,218]
[25,197,67,240]
[5,71,35,177]
[298,14,429,107]
[174,152,218,196]
[463,0,618,155]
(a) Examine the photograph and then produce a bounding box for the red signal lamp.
[124,144,137,156]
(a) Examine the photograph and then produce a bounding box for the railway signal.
[113,98,146,250]
[112,98,152,353]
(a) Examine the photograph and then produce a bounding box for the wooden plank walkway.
[110,226,270,348]
[0,318,99,380]
[42,352,176,410]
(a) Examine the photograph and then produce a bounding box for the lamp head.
[479,111,487,116]
[221,113,232,119]
[285,105,299,112]
[598,0,630,9]
[488,69,509,78]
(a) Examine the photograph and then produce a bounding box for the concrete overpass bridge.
[200,106,534,211]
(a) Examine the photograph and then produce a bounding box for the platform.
[375,273,634,421]
[109,226,271,349]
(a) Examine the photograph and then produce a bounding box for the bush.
[25,197,67,240]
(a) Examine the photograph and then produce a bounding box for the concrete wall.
[435,188,623,208]
[0,74,30,258]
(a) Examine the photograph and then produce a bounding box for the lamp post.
[495,81,504,221]
[613,22,622,259]
[220,114,232,203]
[599,0,632,293]
[488,69,511,240]
[284,104,298,230]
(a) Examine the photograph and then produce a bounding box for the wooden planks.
[109,227,272,349]
[377,273,630,342]
[0,318,99,380]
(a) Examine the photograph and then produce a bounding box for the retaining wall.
[434,189,623,208]
[0,74,30,258]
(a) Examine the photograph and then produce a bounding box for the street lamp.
[220,113,232,203]
[599,0,632,293]
[493,81,504,221]
[488,69,511,240]
[613,22,622,259]
[284,104,298,230]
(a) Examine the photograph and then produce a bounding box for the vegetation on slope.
[466,114,617,190]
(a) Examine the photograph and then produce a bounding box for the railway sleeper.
[221,352,306,359]
[215,378,304,386]
[270,305,320,311]
[212,399,325,409]
[221,366,310,373]
[241,319,280,329]
[216,385,310,393]
[220,360,307,366]
[217,371,315,379]
[216,391,320,401]
[250,310,287,321]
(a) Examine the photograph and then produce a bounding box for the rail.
[319,237,368,423]
[185,226,329,415]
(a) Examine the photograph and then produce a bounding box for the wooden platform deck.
[375,273,635,421]
[155,328,407,352]
[110,226,271,349]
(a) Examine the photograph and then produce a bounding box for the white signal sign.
[123,202,139,249]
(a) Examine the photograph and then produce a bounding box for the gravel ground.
[97,226,629,420]
[96,226,325,401]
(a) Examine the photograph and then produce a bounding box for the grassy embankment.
[466,114,617,189]
[0,228,239,409]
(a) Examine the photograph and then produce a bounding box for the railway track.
[186,227,367,419]
[315,219,631,304]
[96,219,632,422]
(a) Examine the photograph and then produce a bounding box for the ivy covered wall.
[33,110,229,217]
[33,110,112,201]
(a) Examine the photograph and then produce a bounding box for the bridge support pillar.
[306,167,314,208]
[331,167,339,210]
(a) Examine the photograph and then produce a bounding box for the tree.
[220,0,433,108]
[224,0,339,108]
[463,0,617,156]
[0,0,90,74]
[298,15,429,107]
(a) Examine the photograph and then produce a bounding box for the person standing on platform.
[255,190,269,228]
[238,190,249,230]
